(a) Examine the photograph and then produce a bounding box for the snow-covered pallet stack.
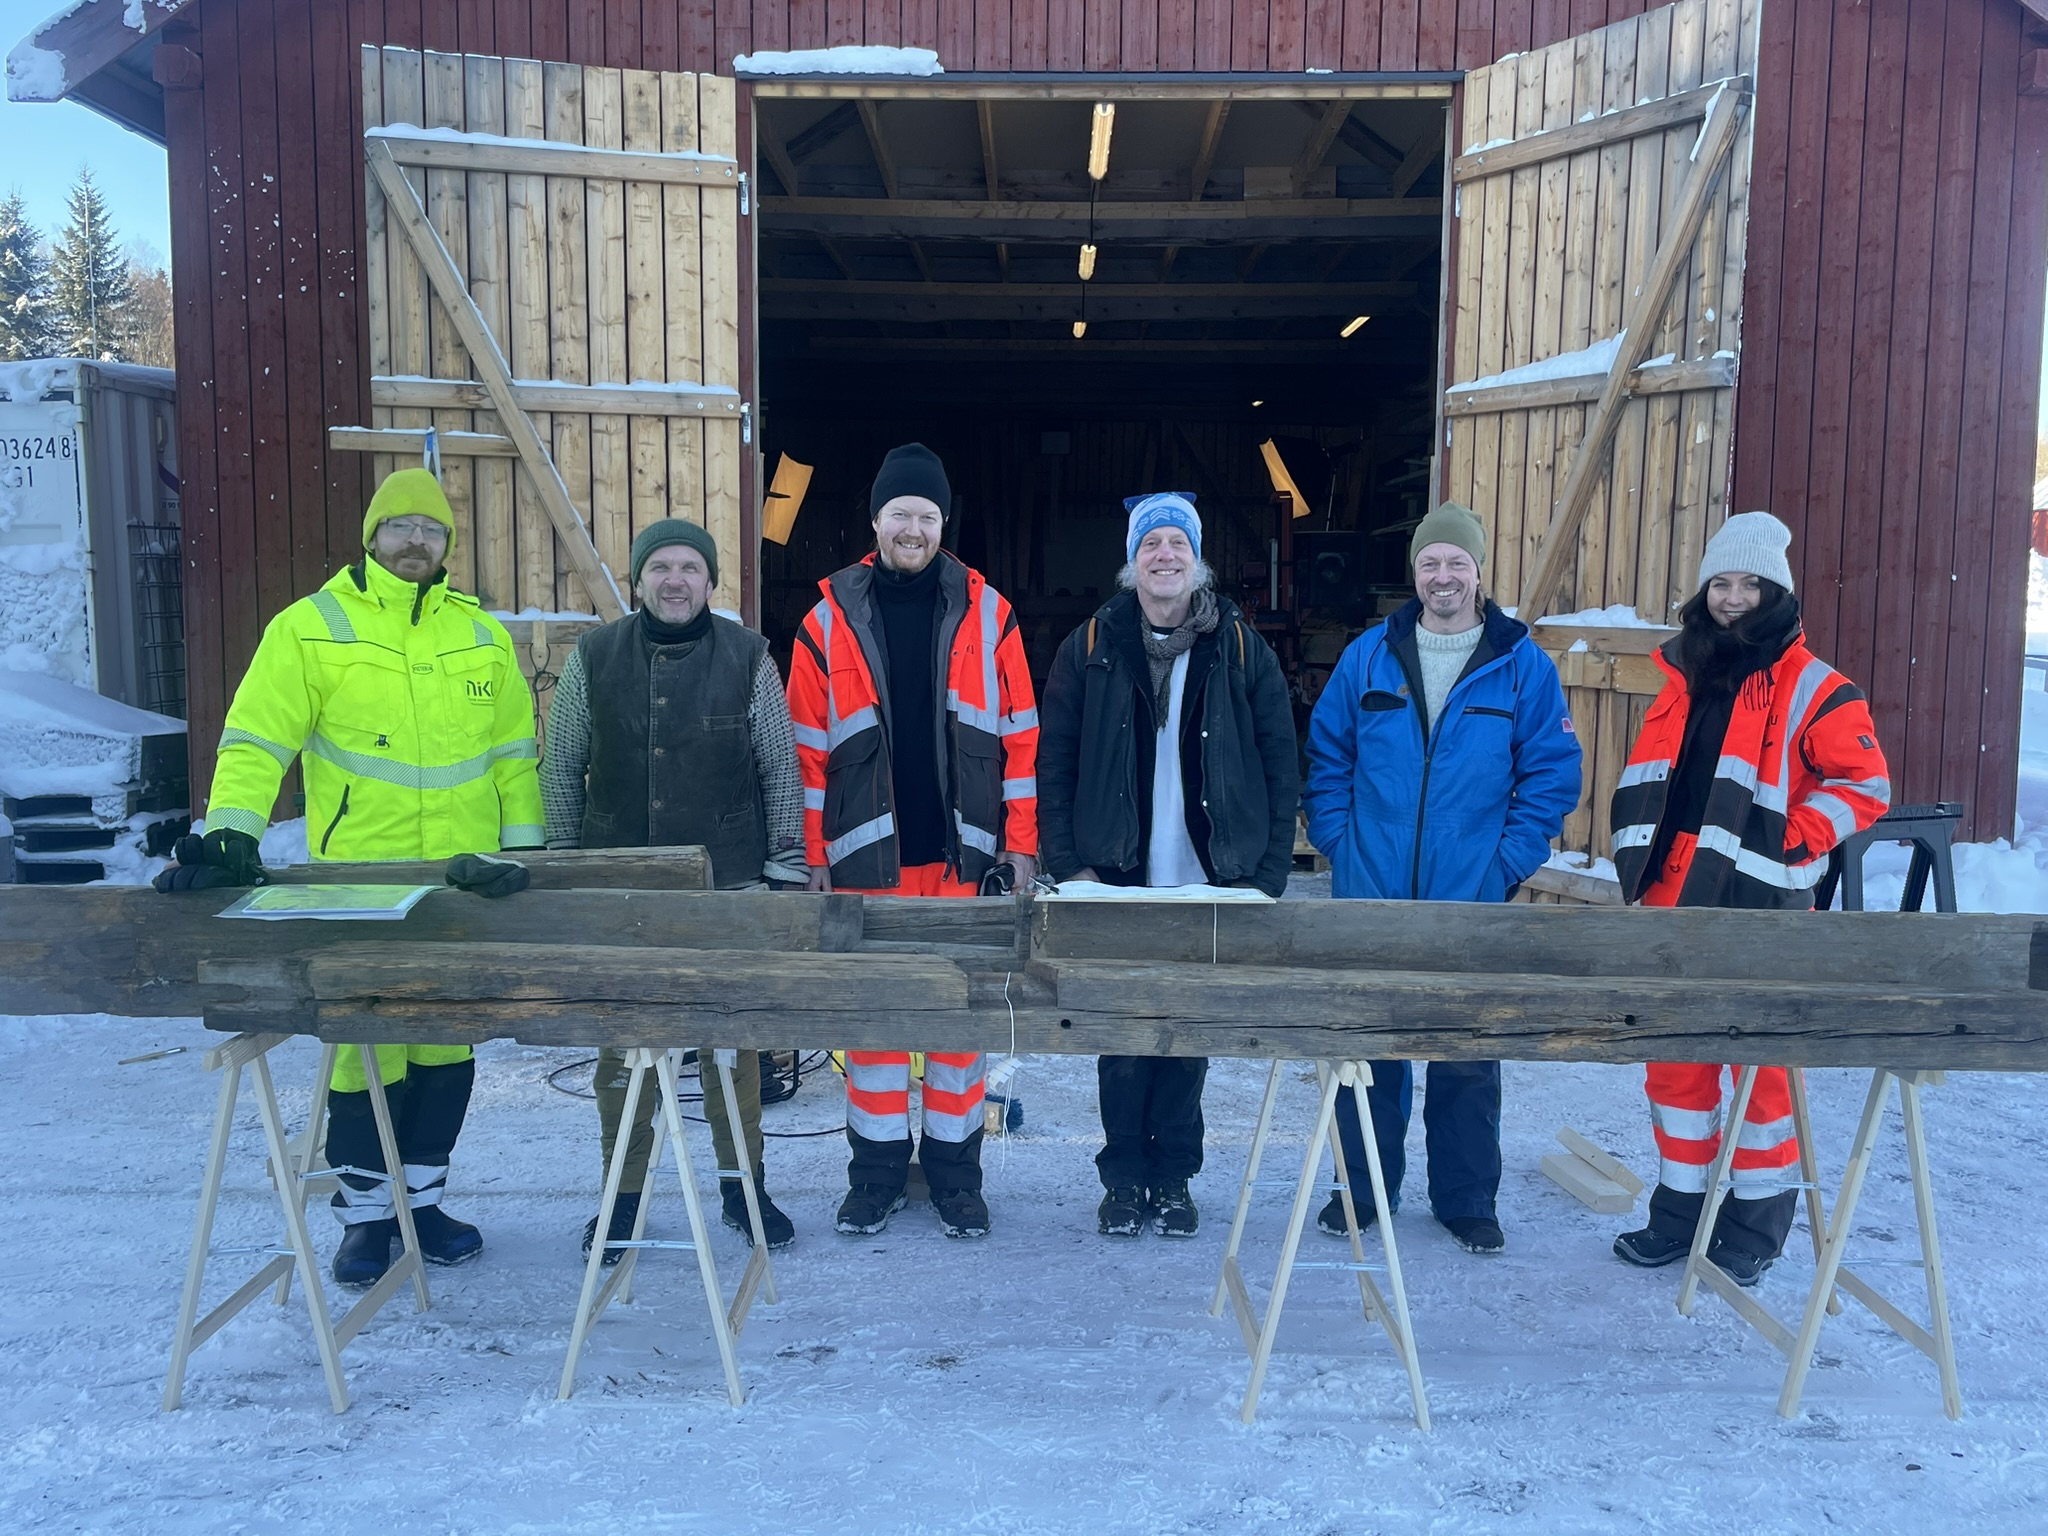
[0,670,188,885]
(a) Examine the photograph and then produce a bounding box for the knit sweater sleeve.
[540,647,592,849]
[750,651,808,881]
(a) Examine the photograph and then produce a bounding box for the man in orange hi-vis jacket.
[787,443,1039,1241]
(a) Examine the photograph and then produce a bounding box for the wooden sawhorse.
[1212,1059,1430,1429]
[163,1034,428,1414]
[1677,1065,1960,1419]
[558,1048,778,1405]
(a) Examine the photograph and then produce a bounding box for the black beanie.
[869,442,951,519]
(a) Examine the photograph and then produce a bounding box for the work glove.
[445,852,531,899]
[153,828,265,892]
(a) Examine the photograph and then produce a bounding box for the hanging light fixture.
[1087,103,1116,181]
[1340,314,1371,338]
[1073,320,1088,339]
[1078,243,1098,281]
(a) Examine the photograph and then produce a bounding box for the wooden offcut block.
[1541,1127,1644,1214]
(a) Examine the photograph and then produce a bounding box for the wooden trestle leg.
[1675,1066,1960,1419]
[558,1048,754,1405]
[1211,1059,1429,1430]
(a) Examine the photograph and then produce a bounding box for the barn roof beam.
[6,0,190,142]
[759,196,1441,246]
[753,103,804,197]
[760,279,1416,323]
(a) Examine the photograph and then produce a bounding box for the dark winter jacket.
[1303,598,1581,902]
[1037,588,1299,897]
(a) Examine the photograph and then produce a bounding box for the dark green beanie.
[1408,500,1487,572]
[630,518,720,587]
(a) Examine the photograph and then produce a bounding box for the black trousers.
[327,1058,474,1217]
[1095,1055,1208,1189]
[847,1126,985,1196]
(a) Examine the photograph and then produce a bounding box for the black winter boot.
[933,1187,991,1238]
[409,1204,482,1265]
[582,1192,642,1267]
[1098,1186,1148,1237]
[1617,1183,1707,1268]
[1317,1189,1380,1238]
[334,1219,397,1288]
[721,1177,796,1249]
[836,1184,908,1235]
[1441,1215,1504,1254]
[1151,1180,1199,1238]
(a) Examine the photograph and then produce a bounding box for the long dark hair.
[1673,578,1799,700]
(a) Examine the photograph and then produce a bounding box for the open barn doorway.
[747,84,1451,715]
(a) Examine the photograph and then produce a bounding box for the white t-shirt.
[1146,648,1208,887]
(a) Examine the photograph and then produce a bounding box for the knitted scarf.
[1140,586,1220,720]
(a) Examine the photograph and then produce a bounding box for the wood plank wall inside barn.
[160,0,2048,842]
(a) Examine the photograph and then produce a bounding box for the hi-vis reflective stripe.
[1694,823,1826,888]
[207,805,270,840]
[1617,757,1671,789]
[309,591,357,644]
[999,707,1039,735]
[828,704,878,749]
[1003,776,1037,801]
[1736,1112,1797,1149]
[1652,1102,1722,1141]
[219,726,297,769]
[803,787,826,811]
[471,619,493,648]
[1611,821,1656,850]
[954,810,998,855]
[945,587,1008,734]
[794,722,829,750]
[1803,791,1863,840]
[1772,656,1838,812]
[306,731,504,791]
[492,738,539,762]
[500,823,543,846]
[826,812,895,865]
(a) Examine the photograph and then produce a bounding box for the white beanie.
[1698,510,1794,593]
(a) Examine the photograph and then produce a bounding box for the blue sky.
[2,0,170,257]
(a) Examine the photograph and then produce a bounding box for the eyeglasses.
[378,517,449,543]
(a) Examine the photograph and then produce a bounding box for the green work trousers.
[596,1047,764,1190]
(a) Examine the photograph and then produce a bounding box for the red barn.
[14,0,2047,853]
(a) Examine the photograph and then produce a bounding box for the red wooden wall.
[158,0,2048,841]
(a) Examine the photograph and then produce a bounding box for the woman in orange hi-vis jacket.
[785,444,1039,1242]
[1608,512,1891,1287]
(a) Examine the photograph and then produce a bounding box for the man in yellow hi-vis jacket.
[203,467,543,1286]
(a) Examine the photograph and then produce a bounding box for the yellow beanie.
[362,468,458,558]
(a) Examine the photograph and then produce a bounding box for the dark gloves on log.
[445,852,531,899]
[153,828,266,892]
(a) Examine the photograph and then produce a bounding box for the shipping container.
[0,359,185,720]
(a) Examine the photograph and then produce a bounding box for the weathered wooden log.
[192,942,2048,1071]
[1032,899,2047,992]
[0,887,866,1016]
[264,845,714,890]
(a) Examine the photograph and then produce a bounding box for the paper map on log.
[213,885,442,921]
[1037,881,1273,902]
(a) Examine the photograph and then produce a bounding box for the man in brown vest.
[541,519,806,1262]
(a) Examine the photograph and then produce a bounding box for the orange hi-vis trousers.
[839,863,987,1145]
[1640,832,1800,1197]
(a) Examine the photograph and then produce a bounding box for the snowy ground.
[2,1013,2044,1535]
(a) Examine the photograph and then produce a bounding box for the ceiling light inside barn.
[1073,321,1088,339]
[1340,314,1371,337]
[1088,103,1116,180]
[1251,399,1264,408]
[1078,243,1098,281]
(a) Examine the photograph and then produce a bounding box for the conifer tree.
[49,170,134,360]
[0,191,58,361]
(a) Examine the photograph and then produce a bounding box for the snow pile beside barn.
[733,45,943,75]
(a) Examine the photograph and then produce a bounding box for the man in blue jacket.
[1304,502,1581,1254]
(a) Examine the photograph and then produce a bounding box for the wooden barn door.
[338,47,751,622]
[1442,0,1759,864]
